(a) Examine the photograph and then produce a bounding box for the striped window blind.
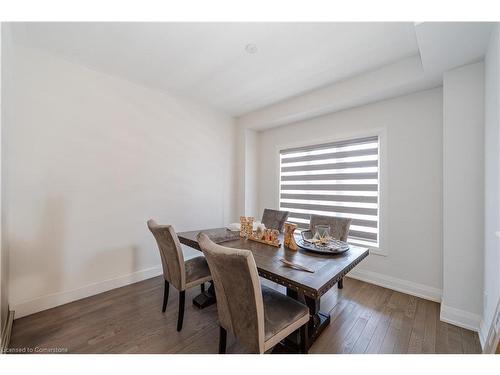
[279,135,379,247]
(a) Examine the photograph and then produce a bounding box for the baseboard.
[11,265,163,319]
[1,309,14,353]
[348,268,442,302]
[479,319,489,350]
[479,298,500,352]
[440,304,481,332]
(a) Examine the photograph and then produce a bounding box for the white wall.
[255,88,444,300]
[3,45,237,318]
[482,24,500,343]
[0,22,11,334]
[0,22,4,332]
[244,129,259,217]
[442,62,485,330]
[235,127,259,219]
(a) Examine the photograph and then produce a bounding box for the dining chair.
[309,214,352,289]
[309,214,352,242]
[147,219,212,331]
[261,208,289,232]
[198,233,310,354]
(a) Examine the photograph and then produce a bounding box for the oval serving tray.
[297,238,350,255]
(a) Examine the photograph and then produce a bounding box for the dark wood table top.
[178,228,369,299]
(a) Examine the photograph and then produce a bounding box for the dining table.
[177,227,369,351]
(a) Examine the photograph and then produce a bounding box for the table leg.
[286,288,299,300]
[278,288,330,352]
[192,281,216,309]
[304,295,330,345]
[338,277,344,289]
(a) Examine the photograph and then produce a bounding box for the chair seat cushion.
[262,285,309,342]
[185,256,211,286]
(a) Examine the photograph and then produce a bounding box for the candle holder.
[284,222,299,250]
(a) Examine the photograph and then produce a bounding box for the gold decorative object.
[283,222,299,250]
[240,216,255,238]
[239,216,280,247]
[247,217,255,237]
[256,224,265,240]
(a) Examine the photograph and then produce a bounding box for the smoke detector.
[245,43,258,54]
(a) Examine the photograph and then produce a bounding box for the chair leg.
[177,290,185,332]
[299,324,308,354]
[338,277,343,289]
[162,281,169,312]
[200,282,205,293]
[219,326,227,354]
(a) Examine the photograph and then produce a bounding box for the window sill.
[348,240,386,256]
[366,247,388,256]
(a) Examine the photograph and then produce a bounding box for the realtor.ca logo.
[5,346,68,353]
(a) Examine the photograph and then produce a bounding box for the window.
[279,135,379,248]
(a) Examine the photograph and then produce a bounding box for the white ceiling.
[10,22,422,116]
[9,22,494,119]
[415,22,493,74]
[238,22,494,129]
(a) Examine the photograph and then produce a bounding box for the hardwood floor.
[8,276,482,354]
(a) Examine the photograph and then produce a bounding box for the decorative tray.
[297,239,350,254]
[297,230,350,255]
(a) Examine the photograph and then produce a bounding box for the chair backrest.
[261,208,289,232]
[309,214,352,242]
[198,233,265,353]
[147,219,186,290]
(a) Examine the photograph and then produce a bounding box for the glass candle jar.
[313,225,331,244]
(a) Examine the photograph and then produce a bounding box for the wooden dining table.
[178,227,369,350]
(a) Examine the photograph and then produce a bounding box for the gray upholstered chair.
[198,233,310,354]
[309,214,352,289]
[261,208,289,233]
[147,219,212,331]
[309,214,352,242]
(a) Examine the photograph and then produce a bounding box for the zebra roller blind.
[279,135,379,247]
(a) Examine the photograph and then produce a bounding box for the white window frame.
[275,128,388,256]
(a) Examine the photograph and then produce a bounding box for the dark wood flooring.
[9,276,482,354]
